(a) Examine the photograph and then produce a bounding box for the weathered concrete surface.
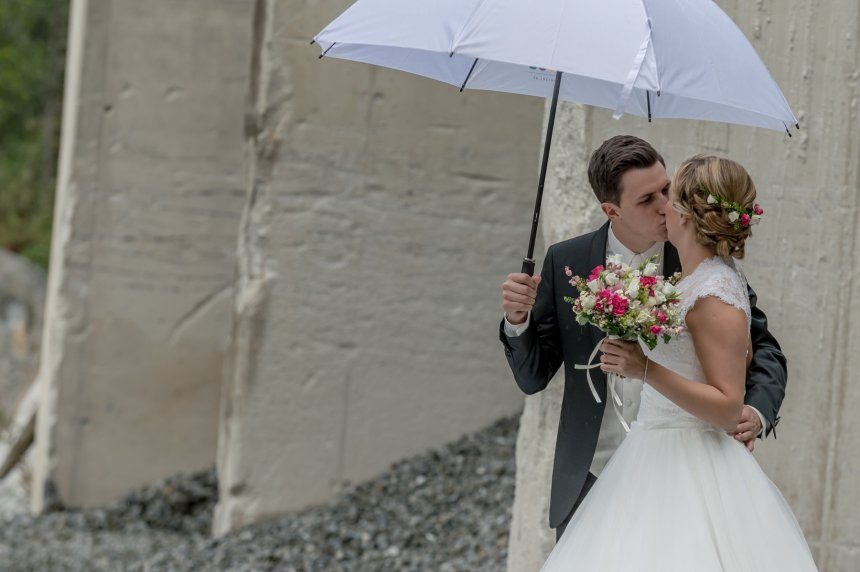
[509,1,860,570]
[213,0,544,535]
[32,0,255,510]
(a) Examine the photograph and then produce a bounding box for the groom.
[499,135,787,541]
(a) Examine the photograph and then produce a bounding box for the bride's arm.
[601,297,747,432]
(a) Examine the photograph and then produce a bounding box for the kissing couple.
[500,135,817,570]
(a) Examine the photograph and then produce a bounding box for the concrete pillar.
[213,0,543,535]
[509,2,860,570]
[0,249,46,417]
[32,0,255,511]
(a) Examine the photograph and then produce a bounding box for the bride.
[539,155,817,571]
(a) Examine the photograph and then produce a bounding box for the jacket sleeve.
[499,246,564,395]
[744,282,787,438]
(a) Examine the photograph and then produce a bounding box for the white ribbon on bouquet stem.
[574,334,631,433]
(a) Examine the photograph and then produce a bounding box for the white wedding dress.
[540,256,818,572]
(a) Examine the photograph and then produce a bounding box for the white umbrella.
[314,0,797,274]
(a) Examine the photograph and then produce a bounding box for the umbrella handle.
[521,258,536,275]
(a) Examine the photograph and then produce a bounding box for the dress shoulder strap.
[680,257,751,326]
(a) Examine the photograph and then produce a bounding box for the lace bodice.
[634,256,751,430]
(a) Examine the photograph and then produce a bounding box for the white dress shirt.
[504,223,767,445]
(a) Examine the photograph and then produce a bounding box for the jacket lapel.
[586,222,611,352]
[663,241,681,275]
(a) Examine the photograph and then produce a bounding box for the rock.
[0,415,520,571]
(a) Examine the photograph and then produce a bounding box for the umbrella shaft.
[522,70,563,276]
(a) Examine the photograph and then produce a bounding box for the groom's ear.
[601,201,621,221]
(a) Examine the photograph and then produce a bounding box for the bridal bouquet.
[564,255,685,431]
[564,254,685,350]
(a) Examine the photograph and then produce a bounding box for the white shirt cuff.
[503,312,531,337]
[748,405,767,438]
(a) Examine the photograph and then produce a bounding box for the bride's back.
[636,256,751,430]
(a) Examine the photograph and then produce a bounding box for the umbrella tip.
[310,39,316,45]
[795,122,800,130]
[319,42,337,60]
[449,51,454,58]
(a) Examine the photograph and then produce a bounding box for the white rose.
[607,253,623,266]
[643,263,658,277]
[645,297,657,308]
[661,283,675,296]
[707,194,717,205]
[636,310,652,324]
[655,292,667,304]
[626,282,640,298]
[728,211,740,223]
[582,297,596,310]
[751,214,762,225]
[604,272,619,286]
[587,279,600,293]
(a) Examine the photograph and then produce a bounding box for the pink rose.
[650,325,663,335]
[611,294,629,316]
[588,265,605,281]
[740,213,751,227]
[754,204,764,216]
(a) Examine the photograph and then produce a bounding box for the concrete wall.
[213,0,543,535]
[509,1,860,570]
[32,0,255,510]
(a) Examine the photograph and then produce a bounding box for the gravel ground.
[0,415,519,571]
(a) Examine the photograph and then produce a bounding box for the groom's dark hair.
[587,135,665,205]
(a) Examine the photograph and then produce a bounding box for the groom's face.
[603,162,670,245]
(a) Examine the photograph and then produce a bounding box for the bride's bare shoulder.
[685,296,747,341]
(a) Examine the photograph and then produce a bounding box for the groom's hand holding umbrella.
[502,273,542,326]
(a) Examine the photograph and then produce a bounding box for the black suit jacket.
[499,221,787,528]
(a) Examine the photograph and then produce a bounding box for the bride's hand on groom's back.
[729,405,762,452]
[502,273,542,325]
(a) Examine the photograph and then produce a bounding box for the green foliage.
[0,0,68,268]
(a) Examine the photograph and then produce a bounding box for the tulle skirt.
[540,419,818,571]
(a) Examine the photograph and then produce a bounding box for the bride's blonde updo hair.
[671,154,757,259]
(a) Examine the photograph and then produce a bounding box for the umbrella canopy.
[314,0,797,275]
[314,0,797,133]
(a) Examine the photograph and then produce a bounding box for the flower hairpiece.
[703,188,763,230]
